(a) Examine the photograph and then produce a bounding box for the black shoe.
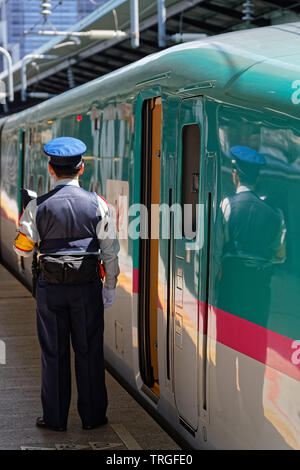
[36,417,67,432]
[82,417,108,430]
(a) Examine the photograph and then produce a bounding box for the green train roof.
[4,21,300,129]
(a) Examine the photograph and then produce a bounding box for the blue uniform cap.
[230,145,266,166]
[44,137,87,166]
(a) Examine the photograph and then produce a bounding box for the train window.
[37,175,44,196]
[28,174,34,190]
[181,124,200,238]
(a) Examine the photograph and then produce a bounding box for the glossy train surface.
[1,22,300,449]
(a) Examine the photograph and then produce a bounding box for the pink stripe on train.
[210,306,300,382]
[133,268,300,382]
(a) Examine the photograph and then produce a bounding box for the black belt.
[39,254,100,285]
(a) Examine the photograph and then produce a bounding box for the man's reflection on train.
[217,145,286,322]
[214,145,286,430]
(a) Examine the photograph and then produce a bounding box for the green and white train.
[1,21,300,449]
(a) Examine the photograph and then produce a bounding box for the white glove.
[102,287,116,308]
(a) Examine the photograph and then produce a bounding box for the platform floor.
[0,264,180,451]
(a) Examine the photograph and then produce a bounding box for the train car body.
[1,22,300,449]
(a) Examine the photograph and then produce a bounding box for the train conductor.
[13,137,120,431]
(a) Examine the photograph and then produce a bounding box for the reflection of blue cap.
[44,137,86,166]
[230,145,266,165]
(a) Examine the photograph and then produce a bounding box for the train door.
[173,97,210,430]
[139,97,162,398]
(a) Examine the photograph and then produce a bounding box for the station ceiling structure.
[0,0,299,116]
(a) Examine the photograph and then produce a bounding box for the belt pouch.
[40,255,99,284]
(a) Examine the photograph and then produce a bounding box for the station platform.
[0,264,180,451]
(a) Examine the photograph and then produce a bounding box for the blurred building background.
[0,0,104,70]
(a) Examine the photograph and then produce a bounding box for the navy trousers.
[36,277,107,429]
